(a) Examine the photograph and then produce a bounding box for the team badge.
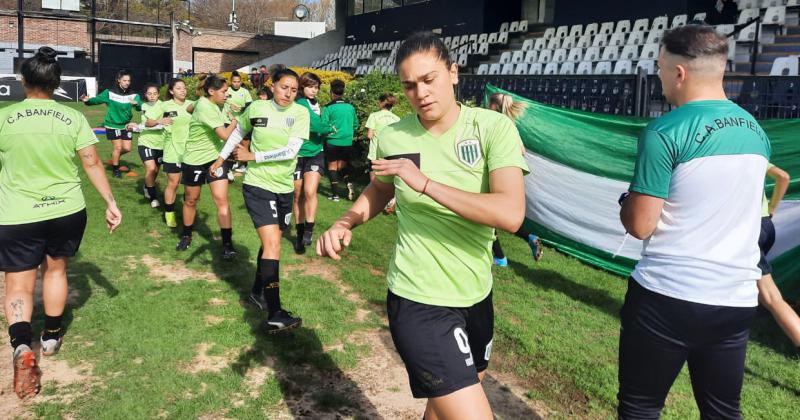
[286,117,295,127]
[456,139,482,168]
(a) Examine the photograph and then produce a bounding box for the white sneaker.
[40,335,63,357]
[150,199,160,208]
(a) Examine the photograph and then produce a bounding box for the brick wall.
[182,29,301,73]
[0,17,91,52]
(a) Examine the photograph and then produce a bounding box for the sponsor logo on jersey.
[286,116,295,127]
[251,117,268,127]
[456,139,482,168]
[33,196,66,209]
[164,111,178,118]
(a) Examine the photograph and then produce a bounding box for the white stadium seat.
[585,23,599,37]
[499,51,512,64]
[543,27,556,39]
[761,0,782,7]
[595,61,613,74]
[522,39,534,51]
[529,63,543,75]
[584,46,601,62]
[534,38,548,50]
[614,60,633,75]
[524,50,538,63]
[738,0,758,10]
[499,22,510,33]
[646,30,665,45]
[637,60,656,75]
[477,43,489,56]
[763,7,786,25]
[577,61,593,75]
[538,49,553,63]
[738,23,760,42]
[640,43,660,60]
[488,64,501,75]
[693,12,707,22]
[602,46,620,61]
[716,24,735,36]
[632,18,649,34]
[553,48,568,63]
[652,16,668,31]
[627,31,645,46]
[510,21,520,33]
[568,48,583,62]
[488,32,498,44]
[457,53,468,67]
[544,62,559,75]
[562,37,576,49]
[616,20,631,33]
[478,33,488,44]
[672,15,688,28]
[477,64,489,75]
[555,26,569,38]
[511,50,525,63]
[569,25,583,38]
[770,56,799,76]
[599,22,615,36]
[609,32,627,47]
[547,37,561,50]
[593,34,609,47]
[738,9,760,24]
[519,20,529,33]
[498,32,509,44]
[577,35,592,48]
[621,45,639,60]
[501,63,514,75]
[560,62,575,75]
[514,63,529,75]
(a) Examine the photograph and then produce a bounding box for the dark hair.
[166,78,186,100]
[257,88,271,98]
[116,69,131,81]
[379,93,397,110]
[20,46,60,93]
[395,32,453,71]
[271,68,299,85]
[299,72,322,89]
[197,73,227,96]
[268,64,287,75]
[143,83,160,97]
[260,65,267,69]
[661,24,728,60]
[231,71,241,80]
[330,79,345,96]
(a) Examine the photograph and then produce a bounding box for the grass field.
[1,102,799,419]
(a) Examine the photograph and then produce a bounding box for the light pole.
[228,0,239,32]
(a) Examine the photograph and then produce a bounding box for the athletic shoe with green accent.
[164,211,177,228]
[12,344,41,399]
[40,333,63,357]
[266,310,302,333]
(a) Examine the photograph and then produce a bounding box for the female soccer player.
[161,79,194,228]
[226,71,253,117]
[318,33,528,419]
[211,68,308,332]
[486,92,543,266]
[293,72,336,254]
[322,79,359,201]
[137,83,168,208]
[177,74,238,259]
[81,69,142,178]
[366,93,401,182]
[1,47,122,399]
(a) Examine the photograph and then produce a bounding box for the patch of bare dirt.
[204,315,226,327]
[185,343,237,374]
[208,298,228,306]
[128,255,218,284]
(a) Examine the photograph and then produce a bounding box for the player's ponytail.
[21,46,61,94]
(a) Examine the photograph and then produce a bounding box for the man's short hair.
[330,79,345,96]
[661,25,728,60]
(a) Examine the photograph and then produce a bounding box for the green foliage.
[158,76,201,102]
[341,71,413,139]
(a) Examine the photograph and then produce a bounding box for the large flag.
[486,84,800,299]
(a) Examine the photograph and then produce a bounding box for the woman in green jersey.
[161,79,195,228]
[292,72,336,254]
[81,69,142,178]
[0,47,122,400]
[365,93,401,213]
[318,33,528,419]
[176,74,238,260]
[137,83,168,208]
[210,68,307,332]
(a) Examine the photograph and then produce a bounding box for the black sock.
[146,186,157,200]
[492,239,506,259]
[42,315,63,341]
[182,224,194,237]
[9,322,32,350]
[260,259,281,317]
[304,222,315,235]
[514,228,529,241]
[251,248,265,295]
[164,202,175,212]
[296,222,305,237]
[329,170,340,196]
[221,228,233,245]
[112,164,120,171]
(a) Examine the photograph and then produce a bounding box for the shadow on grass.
[748,308,800,358]
[60,261,119,333]
[187,216,381,418]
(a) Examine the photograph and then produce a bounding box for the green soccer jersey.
[239,100,310,193]
[366,109,400,161]
[322,100,358,147]
[374,105,529,307]
[226,87,253,115]
[184,97,227,165]
[762,163,776,217]
[84,87,142,129]
[138,101,165,150]
[0,99,98,224]
[296,98,334,157]
[162,99,194,164]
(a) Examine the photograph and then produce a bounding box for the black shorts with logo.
[0,209,88,272]
[106,128,133,141]
[387,290,494,399]
[243,184,293,230]
[137,145,163,164]
[181,161,230,186]
[294,153,325,181]
[163,161,182,174]
[325,144,352,162]
[758,216,775,275]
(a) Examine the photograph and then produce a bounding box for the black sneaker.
[248,292,269,311]
[266,310,302,333]
[302,230,313,247]
[112,169,122,178]
[293,235,306,255]
[222,243,237,260]
[176,235,192,251]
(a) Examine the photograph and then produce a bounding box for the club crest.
[286,116,295,127]
[456,139,482,168]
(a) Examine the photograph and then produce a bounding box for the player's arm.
[767,165,790,216]
[78,144,121,232]
[317,179,395,260]
[81,89,108,105]
[620,193,665,240]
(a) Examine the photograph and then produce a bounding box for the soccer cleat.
[529,234,544,262]
[12,345,42,399]
[346,182,355,201]
[164,211,177,228]
[112,169,122,178]
[293,235,306,255]
[493,257,508,267]
[328,195,341,202]
[249,292,269,311]
[222,243,237,260]
[150,199,160,208]
[302,230,313,247]
[176,235,192,251]
[266,310,302,333]
[40,333,63,357]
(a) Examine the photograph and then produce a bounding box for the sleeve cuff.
[629,185,669,199]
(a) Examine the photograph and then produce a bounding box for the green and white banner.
[486,85,800,300]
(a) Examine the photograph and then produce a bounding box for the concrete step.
[787,26,800,35]
[762,43,800,53]
[774,34,800,43]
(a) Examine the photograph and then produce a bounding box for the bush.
[342,71,413,139]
